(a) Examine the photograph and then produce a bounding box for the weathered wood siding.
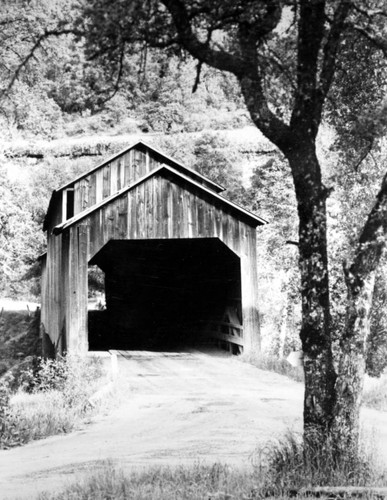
[41,232,65,351]
[42,171,260,355]
[71,146,209,218]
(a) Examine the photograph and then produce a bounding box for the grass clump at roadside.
[37,432,387,500]
[256,429,386,494]
[38,463,257,500]
[362,374,387,411]
[240,352,304,383]
[0,354,107,449]
[241,352,387,412]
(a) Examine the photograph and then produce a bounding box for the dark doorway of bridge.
[87,238,242,352]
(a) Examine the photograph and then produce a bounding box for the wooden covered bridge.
[40,140,265,355]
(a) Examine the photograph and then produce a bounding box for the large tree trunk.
[288,143,337,437]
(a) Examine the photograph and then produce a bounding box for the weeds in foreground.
[0,355,106,449]
[240,352,304,383]
[38,463,259,500]
[37,432,387,499]
[255,430,386,494]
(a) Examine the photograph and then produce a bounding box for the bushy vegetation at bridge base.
[0,355,106,449]
[36,433,387,500]
[362,377,387,412]
[239,352,304,384]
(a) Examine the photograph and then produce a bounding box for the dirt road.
[0,350,385,499]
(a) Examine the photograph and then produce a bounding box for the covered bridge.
[41,140,265,355]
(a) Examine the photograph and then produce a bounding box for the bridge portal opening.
[87,238,243,352]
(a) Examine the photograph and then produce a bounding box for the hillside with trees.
[1,0,387,460]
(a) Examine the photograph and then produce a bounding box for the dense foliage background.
[0,0,386,373]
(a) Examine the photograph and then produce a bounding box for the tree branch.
[290,0,326,135]
[160,0,292,150]
[0,28,79,100]
[160,0,249,76]
[352,138,374,172]
[239,0,282,42]
[316,1,351,120]
[262,45,297,92]
[351,25,387,57]
[348,169,387,291]
[237,29,292,150]
[351,4,387,21]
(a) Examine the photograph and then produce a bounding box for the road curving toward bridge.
[0,349,385,499]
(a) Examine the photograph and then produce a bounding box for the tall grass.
[362,375,387,411]
[38,463,259,500]
[37,431,387,499]
[242,353,387,413]
[240,352,304,383]
[0,355,107,449]
[256,430,386,494]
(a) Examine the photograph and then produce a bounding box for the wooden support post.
[240,229,260,355]
[63,225,89,354]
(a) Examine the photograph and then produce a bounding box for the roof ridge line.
[55,138,224,193]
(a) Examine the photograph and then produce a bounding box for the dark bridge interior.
[88,238,242,351]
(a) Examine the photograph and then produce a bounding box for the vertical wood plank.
[240,224,260,354]
[176,184,184,237]
[180,185,189,237]
[96,169,103,203]
[103,165,111,199]
[197,196,205,236]
[61,230,70,353]
[145,148,150,175]
[129,189,137,239]
[215,207,223,241]
[144,177,153,238]
[110,160,118,196]
[62,191,67,222]
[222,212,230,247]
[80,179,89,211]
[118,196,128,239]
[161,178,170,238]
[74,183,81,214]
[124,150,132,186]
[89,173,97,207]
[167,180,173,238]
[77,224,89,351]
[117,159,122,191]
[170,183,179,238]
[154,177,162,239]
[190,192,198,238]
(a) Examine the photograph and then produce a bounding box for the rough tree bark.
[287,145,337,435]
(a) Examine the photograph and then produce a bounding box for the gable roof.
[52,165,266,235]
[56,139,225,194]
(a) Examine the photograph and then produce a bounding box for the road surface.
[0,350,385,499]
